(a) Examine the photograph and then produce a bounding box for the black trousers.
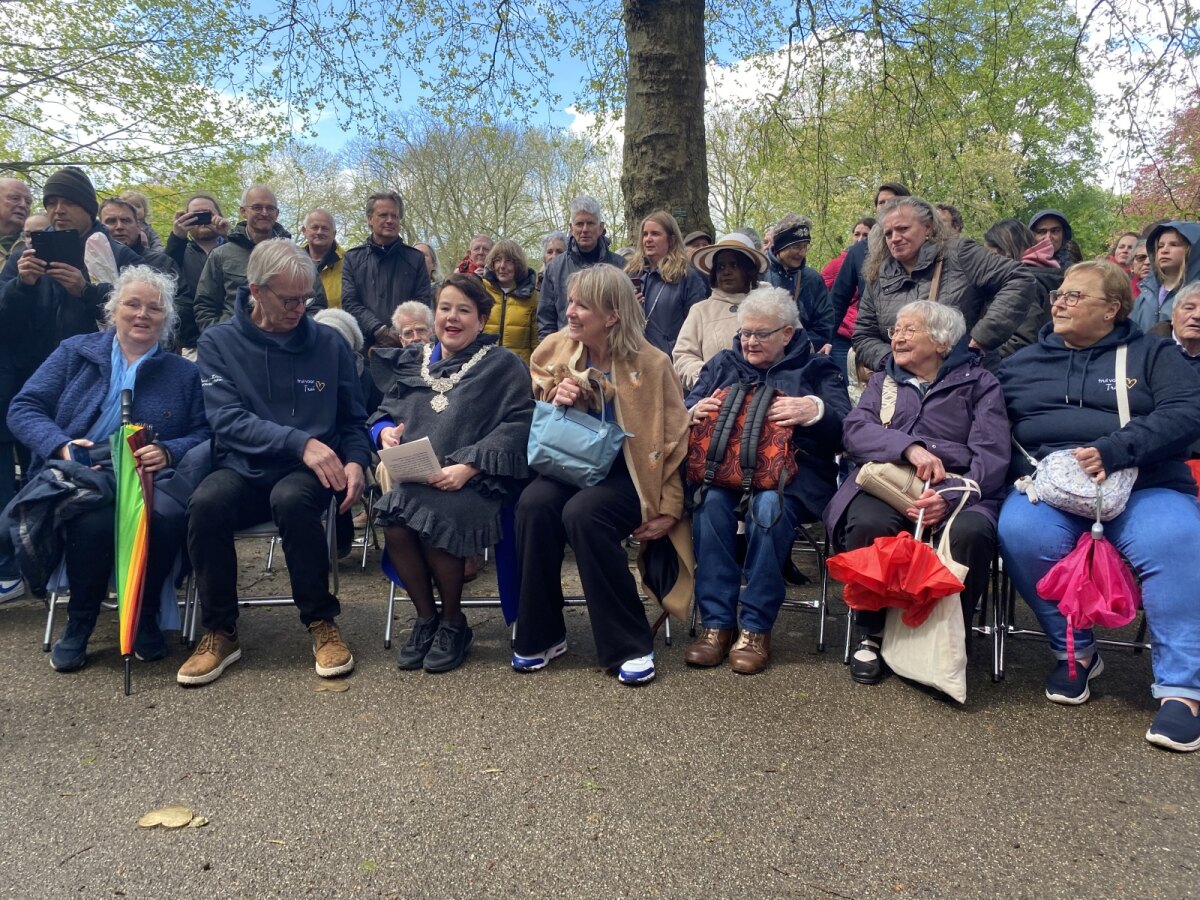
[840,491,995,636]
[0,441,29,513]
[187,468,338,633]
[515,458,650,669]
[62,499,186,627]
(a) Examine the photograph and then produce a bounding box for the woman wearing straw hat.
[672,232,769,390]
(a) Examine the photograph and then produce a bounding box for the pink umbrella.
[1036,513,1140,678]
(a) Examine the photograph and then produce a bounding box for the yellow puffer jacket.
[310,243,345,309]
[481,270,539,363]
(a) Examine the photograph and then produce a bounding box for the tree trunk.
[621,0,713,244]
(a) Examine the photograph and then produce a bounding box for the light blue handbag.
[527,399,629,488]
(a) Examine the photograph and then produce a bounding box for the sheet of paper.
[378,437,442,483]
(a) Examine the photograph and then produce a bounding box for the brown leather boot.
[729,629,772,675]
[684,627,734,667]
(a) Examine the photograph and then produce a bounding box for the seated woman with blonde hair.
[515,264,693,685]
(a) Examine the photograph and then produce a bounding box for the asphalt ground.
[1,539,1196,899]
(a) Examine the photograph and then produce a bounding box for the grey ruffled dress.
[368,334,533,558]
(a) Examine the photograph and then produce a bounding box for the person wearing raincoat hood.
[997,260,1200,753]
[1130,221,1200,333]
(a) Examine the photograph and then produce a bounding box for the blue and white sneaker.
[1145,700,1200,753]
[512,637,567,672]
[0,578,25,603]
[617,652,655,685]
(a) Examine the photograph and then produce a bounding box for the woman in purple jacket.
[825,300,1011,684]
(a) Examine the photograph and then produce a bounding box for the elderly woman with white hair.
[7,265,209,671]
[684,285,850,674]
[825,300,1010,685]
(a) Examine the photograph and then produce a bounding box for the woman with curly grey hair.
[853,196,1036,373]
[6,265,209,672]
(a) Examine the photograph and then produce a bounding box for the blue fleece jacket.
[687,329,851,519]
[998,320,1200,494]
[196,285,371,486]
[7,329,209,473]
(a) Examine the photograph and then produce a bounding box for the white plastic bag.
[84,232,119,284]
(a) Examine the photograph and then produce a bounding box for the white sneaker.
[0,578,25,603]
[617,652,655,685]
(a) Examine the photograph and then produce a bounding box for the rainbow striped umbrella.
[112,391,154,696]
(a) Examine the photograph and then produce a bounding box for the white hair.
[568,195,602,222]
[392,300,434,331]
[737,285,801,330]
[105,265,179,343]
[896,300,966,352]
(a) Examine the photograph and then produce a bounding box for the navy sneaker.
[423,619,474,674]
[1044,653,1104,705]
[1145,700,1200,752]
[134,622,169,662]
[397,615,439,670]
[617,652,655,685]
[512,637,567,672]
[50,617,96,672]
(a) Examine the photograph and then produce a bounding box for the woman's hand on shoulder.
[691,394,722,424]
[903,443,946,483]
[379,424,404,448]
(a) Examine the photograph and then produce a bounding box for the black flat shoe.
[850,636,885,685]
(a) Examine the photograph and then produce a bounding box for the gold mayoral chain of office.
[420,342,494,412]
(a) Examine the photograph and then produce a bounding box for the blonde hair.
[626,210,689,284]
[1067,260,1134,321]
[567,266,646,361]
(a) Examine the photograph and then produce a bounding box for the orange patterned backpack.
[686,383,797,517]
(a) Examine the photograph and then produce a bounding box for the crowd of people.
[1,166,1198,753]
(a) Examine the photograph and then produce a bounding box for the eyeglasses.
[886,326,928,339]
[245,203,279,214]
[400,325,430,340]
[1049,290,1107,307]
[1133,253,1149,262]
[261,284,311,310]
[737,326,788,343]
[119,299,166,315]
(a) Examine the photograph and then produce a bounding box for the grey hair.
[365,190,405,219]
[568,195,602,222]
[105,265,179,343]
[541,230,568,252]
[737,285,801,330]
[1174,282,1200,308]
[246,238,317,288]
[772,214,811,235]
[239,184,276,207]
[392,300,434,331]
[896,300,966,353]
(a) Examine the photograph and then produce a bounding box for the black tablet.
[30,229,86,272]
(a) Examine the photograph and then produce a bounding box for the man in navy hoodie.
[178,240,371,687]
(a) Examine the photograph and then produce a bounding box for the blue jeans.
[998,487,1200,702]
[692,486,802,634]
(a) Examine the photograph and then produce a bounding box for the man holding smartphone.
[0,168,137,602]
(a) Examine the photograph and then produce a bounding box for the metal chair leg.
[384,581,396,650]
[43,591,60,652]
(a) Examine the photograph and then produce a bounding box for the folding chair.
[182,496,339,645]
[986,554,1150,682]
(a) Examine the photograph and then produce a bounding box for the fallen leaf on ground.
[480,768,504,774]
[138,806,193,828]
[187,816,209,828]
[80,755,96,766]
[314,681,350,693]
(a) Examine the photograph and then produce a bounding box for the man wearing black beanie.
[0,166,138,524]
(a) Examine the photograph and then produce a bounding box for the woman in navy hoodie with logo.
[998,260,1200,752]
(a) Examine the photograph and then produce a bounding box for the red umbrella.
[826,491,965,628]
[1036,518,1140,678]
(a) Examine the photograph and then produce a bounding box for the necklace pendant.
[430,393,449,413]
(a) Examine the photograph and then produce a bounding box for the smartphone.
[630,275,644,292]
[66,443,91,465]
[30,230,85,271]
[191,210,213,226]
